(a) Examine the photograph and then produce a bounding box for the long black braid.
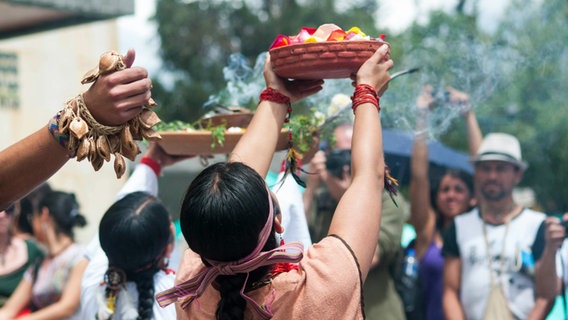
[100,191,172,320]
[129,266,161,320]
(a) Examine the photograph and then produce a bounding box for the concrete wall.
[0,20,130,244]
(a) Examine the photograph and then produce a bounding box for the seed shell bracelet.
[48,51,161,178]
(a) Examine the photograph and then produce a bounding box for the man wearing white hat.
[441,133,559,319]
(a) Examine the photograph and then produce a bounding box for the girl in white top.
[80,191,176,320]
[80,143,185,320]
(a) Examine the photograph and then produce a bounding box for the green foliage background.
[150,0,568,212]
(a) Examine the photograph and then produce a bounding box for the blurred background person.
[0,191,87,319]
[0,204,44,308]
[268,170,313,252]
[407,85,480,320]
[303,120,407,319]
[10,183,52,241]
[442,132,557,319]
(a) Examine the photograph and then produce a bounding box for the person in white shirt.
[80,143,188,320]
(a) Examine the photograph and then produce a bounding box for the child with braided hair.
[79,143,186,320]
[88,191,175,320]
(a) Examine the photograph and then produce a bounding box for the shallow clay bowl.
[270,40,389,80]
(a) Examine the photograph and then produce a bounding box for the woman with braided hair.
[156,44,393,319]
[87,191,175,320]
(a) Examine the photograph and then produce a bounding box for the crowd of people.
[0,43,567,320]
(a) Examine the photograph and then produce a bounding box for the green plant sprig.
[154,119,228,150]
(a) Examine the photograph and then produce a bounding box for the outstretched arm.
[0,49,153,210]
[327,44,393,281]
[229,54,323,177]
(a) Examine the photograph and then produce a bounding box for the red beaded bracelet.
[259,87,292,122]
[259,87,290,105]
[351,84,380,113]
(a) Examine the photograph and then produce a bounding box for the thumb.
[123,48,136,68]
[368,44,390,64]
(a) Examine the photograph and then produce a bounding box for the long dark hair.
[37,190,86,240]
[180,162,277,319]
[99,191,172,320]
[18,183,52,235]
[430,168,474,230]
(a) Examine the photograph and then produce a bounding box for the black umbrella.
[383,129,473,186]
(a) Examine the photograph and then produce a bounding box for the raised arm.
[446,86,482,157]
[409,86,437,259]
[327,44,393,280]
[0,49,153,210]
[229,54,323,177]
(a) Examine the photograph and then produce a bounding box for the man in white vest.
[442,133,559,320]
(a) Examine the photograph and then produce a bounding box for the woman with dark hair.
[408,85,481,320]
[0,204,44,308]
[0,191,87,319]
[80,191,176,320]
[156,44,393,319]
[11,183,52,240]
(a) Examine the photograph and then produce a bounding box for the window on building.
[0,52,18,109]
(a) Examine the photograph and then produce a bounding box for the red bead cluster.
[351,84,380,114]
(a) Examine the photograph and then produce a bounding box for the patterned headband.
[156,187,304,319]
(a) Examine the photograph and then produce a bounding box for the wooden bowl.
[157,129,289,155]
